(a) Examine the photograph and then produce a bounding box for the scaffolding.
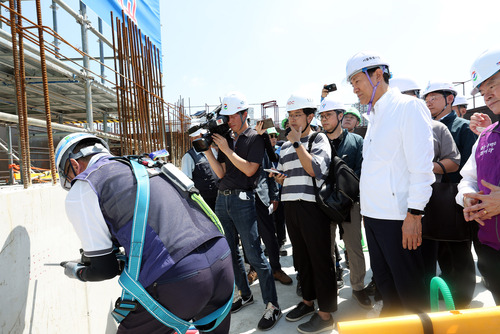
[0,0,191,187]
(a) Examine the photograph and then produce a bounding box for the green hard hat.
[281,118,288,129]
[267,127,279,135]
[344,107,361,122]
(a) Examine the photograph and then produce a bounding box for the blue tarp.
[82,0,161,52]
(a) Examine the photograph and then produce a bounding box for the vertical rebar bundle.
[36,0,57,185]
[9,0,30,188]
[112,11,171,156]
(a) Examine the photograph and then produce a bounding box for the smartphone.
[285,127,291,136]
[264,168,288,177]
[259,118,274,129]
[324,83,337,92]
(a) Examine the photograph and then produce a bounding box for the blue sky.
[160,0,500,116]
[15,0,499,119]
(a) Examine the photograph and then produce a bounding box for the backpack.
[308,132,360,223]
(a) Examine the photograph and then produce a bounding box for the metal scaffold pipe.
[0,111,121,142]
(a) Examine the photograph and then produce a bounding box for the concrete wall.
[0,184,120,334]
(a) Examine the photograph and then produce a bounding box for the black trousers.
[273,200,287,246]
[364,217,427,316]
[437,240,476,308]
[475,241,500,305]
[284,201,337,312]
[255,196,282,272]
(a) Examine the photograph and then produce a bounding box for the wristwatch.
[293,141,301,149]
[408,208,425,216]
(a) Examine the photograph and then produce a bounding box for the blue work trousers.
[215,191,278,306]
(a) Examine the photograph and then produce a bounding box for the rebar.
[36,0,57,185]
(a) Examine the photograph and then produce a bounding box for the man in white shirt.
[346,51,435,316]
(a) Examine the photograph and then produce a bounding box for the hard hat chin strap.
[326,113,343,135]
[364,69,382,115]
[432,93,450,120]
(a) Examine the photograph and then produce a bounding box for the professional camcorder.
[188,105,231,151]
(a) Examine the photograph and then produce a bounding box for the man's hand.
[402,213,422,250]
[271,200,279,213]
[60,261,86,281]
[271,172,286,185]
[321,88,329,99]
[470,112,492,135]
[286,126,301,144]
[463,180,500,225]
[255,121,266,135]
[212,133,230,155]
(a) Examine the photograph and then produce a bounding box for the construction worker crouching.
[55,133,234,334]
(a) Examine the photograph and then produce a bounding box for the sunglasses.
[269,134,277,138]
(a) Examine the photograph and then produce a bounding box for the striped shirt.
[278,132,331,202]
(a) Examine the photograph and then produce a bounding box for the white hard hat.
[285,94,316,113]
[318,98,346,114]
[452,95,468,107]
[54,132,109,190]
[421,81,458,99]
[220,91,249,115]
[346,51,390,82]
[390,77,420,93]
[470,48,500,95]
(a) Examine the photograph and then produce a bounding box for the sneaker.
[353,289,373,309]
[286,301,315,322]
[231,293,254,313]
[279,245,288,256]
[273,269,293,285]
[247,269,258,285]
[297,312,335,334]
[257,302,282,331]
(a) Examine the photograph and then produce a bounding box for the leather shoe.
[247,269,258,285]
[273,269,293,285]
[353,289,373,309]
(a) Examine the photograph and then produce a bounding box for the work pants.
[215,191,278,306]
[364,217,427,316]
[284,200,337,313]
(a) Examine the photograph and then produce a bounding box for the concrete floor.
[228,235,497,334]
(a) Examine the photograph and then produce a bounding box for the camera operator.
[204,92,282,330]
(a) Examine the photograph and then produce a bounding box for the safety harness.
[111,156,232,334]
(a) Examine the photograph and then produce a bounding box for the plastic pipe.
[337,306,500,334]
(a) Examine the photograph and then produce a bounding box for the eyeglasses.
[269,134,277,138]
[318,112,336,121]
[287,113,305,119]
[424,95,443,104]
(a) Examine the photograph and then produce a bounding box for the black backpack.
[308,132,360,223]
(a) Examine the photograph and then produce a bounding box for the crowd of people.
[55,47,500,334]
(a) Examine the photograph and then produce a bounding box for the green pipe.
[430,276,455,312]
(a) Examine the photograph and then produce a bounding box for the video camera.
[187,105,231,151]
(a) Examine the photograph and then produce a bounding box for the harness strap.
[112,159,150,323]
[119,270,234,334]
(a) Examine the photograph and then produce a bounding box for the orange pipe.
[338,306,500,334]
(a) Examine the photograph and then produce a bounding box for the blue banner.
[82,0,161,52]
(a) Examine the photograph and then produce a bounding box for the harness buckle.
[114,297,138,312]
